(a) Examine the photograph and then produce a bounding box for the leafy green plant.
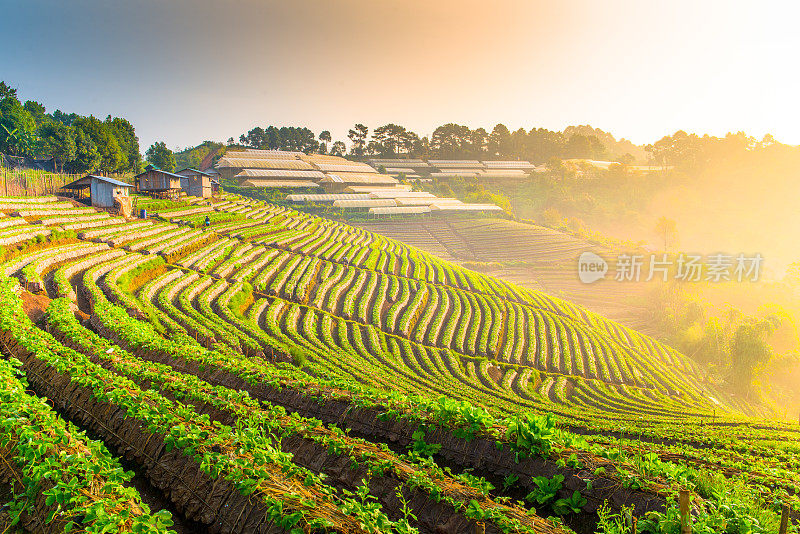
[410,428,442,458]
[504,412,556,458]
[502,474,520,491]
[552,490,586,515]
[525,474,564,505]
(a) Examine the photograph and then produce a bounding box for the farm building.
[234,169,326,183]
[332,199,397,209]
[430,203,504,213]
[286,193,370,203]
[61,175,133,213]
[395,197,462,206]
[200,167,222,194]
[481,160,536,171]
[368,206,431,217]
[175,168,213,198]
[368,158,431,171]
[428,160,485,170]
[240,180,321,189]
[366,190,435,199]
[319,173,398,193]
[135,166,184,198]
[214,149,307,180]
[345,185,412,193]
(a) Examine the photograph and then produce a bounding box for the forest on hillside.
[0,81,140,174]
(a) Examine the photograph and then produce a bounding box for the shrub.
[289,346,308,367]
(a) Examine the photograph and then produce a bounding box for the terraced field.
[350,219,656,334]
[0,194,796,534]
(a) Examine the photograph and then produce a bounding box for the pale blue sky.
[2,0,798,151]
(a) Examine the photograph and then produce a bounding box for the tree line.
[234,122,648,163]
[0,81,140,174]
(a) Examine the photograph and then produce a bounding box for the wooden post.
[779,504,790,534]
[680,490,691,534]
[474,522,485,534]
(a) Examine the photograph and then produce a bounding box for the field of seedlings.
[349,219,656,335]
[0,193,796,534]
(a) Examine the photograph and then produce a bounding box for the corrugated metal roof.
[235,169,326,180]
[482,160,535,169]
[315,163,379,173]
[430,203,503,211]
[224,149,303,158]
[217,158,313,170]
[369,206,431,215]
[429,160,484,168]
[135,168,185,180]
[62,175,133,189]
[333,199,397,208]
[429,171,479,178]
[395,197,461,206]
[321,173,398,185]
[367,190,435,199]
[298,154,352,164]
[176,168,212,177]
[345,185,412,193]
[94,175,134,187]
[240,180,321,188]
[287,194,370,202]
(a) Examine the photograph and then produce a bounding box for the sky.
[1,0,799,151]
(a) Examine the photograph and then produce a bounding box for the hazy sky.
[2,0,798,151]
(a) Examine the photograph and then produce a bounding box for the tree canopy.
[145,141,176,172]
[0,80,142,174]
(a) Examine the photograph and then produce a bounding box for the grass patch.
[228,282,253,319]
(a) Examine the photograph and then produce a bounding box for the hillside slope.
[0,193,796,531]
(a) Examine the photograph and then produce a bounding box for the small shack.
[203,167,221,194]
[61,175,133,213]
[176,168,212,198]
[135,165,183,198]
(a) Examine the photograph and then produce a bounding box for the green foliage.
[0,93,37,156]
[525,474,564,505]
[409,428,442,458]
[146,141,176,172]
[504,412,556,458]
[502,474,519,491]
[288,346,308,367]
[239,126,319,153]
[228,282,254,319]
[552,490,586,515]
[173,140,224,170]
[38,121,76,172]
[73,115,127,173]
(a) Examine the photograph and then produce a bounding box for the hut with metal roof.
[135,166,184,198]
[176,168,213,198]
[61,175,133,210]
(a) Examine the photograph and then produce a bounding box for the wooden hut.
[176,168,212,198]
[135,165,183,198]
